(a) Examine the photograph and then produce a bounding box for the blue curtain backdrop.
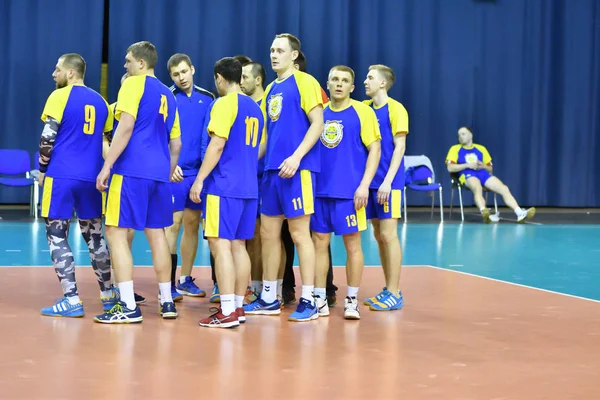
[0,0,105,204]
[2,0,599,207]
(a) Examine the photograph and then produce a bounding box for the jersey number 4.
[83,105,96,135]
[159,95,168,122]
[245,116,259,147]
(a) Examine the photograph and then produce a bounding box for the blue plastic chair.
[0,149,38,217]
[404,164,444,221]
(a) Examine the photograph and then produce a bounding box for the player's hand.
[171,166,184,183]
[354,184,369,210]
[96,167,110,192]
[38,172,45,188]
[189,180,203,204]
[476,161,485,169]
[467,162,478,170]
[278,154,301,178]
[377,181,391,205]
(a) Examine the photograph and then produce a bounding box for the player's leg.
[326,244,337,307]
[463,176,489,222]
[40,178,84,317]
[281,220,296,304]
[483,175,536,222]
[246,209,262,302]
[311,197,332,316]
[233,199,257,322]
[368,189,404,311]
[177,206,205,297]
[276,238,286,305]
[244,171,284,315]
[165,209,184,301]
[342,231,363,319]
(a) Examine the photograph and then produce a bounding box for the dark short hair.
[214,57,242,84]
[295,51,307,72]
[167,53,192,71]
[60,53,86,78]
[127,41,158,69]
[233,55,252,66]
[275,33,301,52]
[246,62,266,86]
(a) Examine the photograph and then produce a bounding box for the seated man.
[446,126,536,223]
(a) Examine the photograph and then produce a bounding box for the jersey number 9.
[83,105,96,135]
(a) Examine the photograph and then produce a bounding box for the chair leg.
[430,192,434,219]
[494,193,498,215]
[34,182,39,219]
[450,187,454,218]
[439,187,444,222]
[403,189,407,222]
[458,186,464,221]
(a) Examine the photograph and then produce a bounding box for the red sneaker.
[198,308,239,328]
[236,307,246,323]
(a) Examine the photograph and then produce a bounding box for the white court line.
[425,265,600,304]
[449,264,464,267]
[5,250,21,252]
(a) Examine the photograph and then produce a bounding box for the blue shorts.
[202,194,257,240]
[260,170,315,218]
[171,175,202,212]
[105,174,173,230]
[41,177,102,220]
[366,188,403,220]
[311,197,367,236]
[460,170,492,186]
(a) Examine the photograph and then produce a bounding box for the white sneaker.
[344,296,360,320]
[517,207,536,223]
[315,295,329,316]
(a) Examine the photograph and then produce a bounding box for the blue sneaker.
[112,287,146,305]
[364,287,388,306]
[159,302,178,319]
[243,295,281,315]
[101,288,119,311]
[41,297,84,318]
[176,277,206,297]
[369,291,404,311]
[209,283,220,303]
[156,285,183,302]
[288,297,318,322]
[94,301,143,324]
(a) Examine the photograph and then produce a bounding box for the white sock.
[234,295,244,308]
[159,282,173,304]
[277,279,283,297]
[118,281,136,310]
[514,207,526,217]
[347,286,359,298]
[179,275,189,284]
[251,280,262,293]
[100,289,112,298]
[66,296,81,305]
[314,287,327,300]
[261,280,277,303]
[301,285,315,304]
[221,294,235,316]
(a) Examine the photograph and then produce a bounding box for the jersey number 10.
[245,116,259,148]
[83,105,96,135]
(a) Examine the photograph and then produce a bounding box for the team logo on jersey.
[321,120,344,148]
[268,93,283,122]
[465,153,479,164]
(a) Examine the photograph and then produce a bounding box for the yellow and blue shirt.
[363,97,409,189]
[318,100,381,199]
[112,74,181,182]
[171,85,214,177]
[205,92,265,199]
[262,70,323,173]
[40,83,113,182]
[446,143,492,166]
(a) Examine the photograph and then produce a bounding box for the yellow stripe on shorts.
[391,189,402,219]
[105,174,123,226]
[41,177,54,218]
[300,170,314,215]
[205,194,220,237]
[357,206,367,231]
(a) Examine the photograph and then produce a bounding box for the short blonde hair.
[369,64,395,90]
[329,65,355,82]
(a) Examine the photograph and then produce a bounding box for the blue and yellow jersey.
[41,83,113,182]
[256,98,265,179]
[446,143,492,166]
[317,100,381,199]
[205,92,265,199]
[112,74,181,182]
[262,70,323,173]
[171,85,214,177]
[363,97,409,189]
[108,102,118,140]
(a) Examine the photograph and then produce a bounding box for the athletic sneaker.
[369,291,403,311]
[210,283,220,303]
[176,277,206,297]
[344,296,360,320]
[288,298,318,322]
[112,287,146,305]
[481,208,491,223]
[41,297,84,318]
[159,302,178,319]
[94,301,143,324]
[236,307,246,323]
[156,286,183,302]
[517,207,536,223]
[364,287,388,306]
[101,288,119,311]
[198,308,239,328]
[243,295,281,315]
[315,295,330,316]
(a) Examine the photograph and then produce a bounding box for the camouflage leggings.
[46,218,112,297]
